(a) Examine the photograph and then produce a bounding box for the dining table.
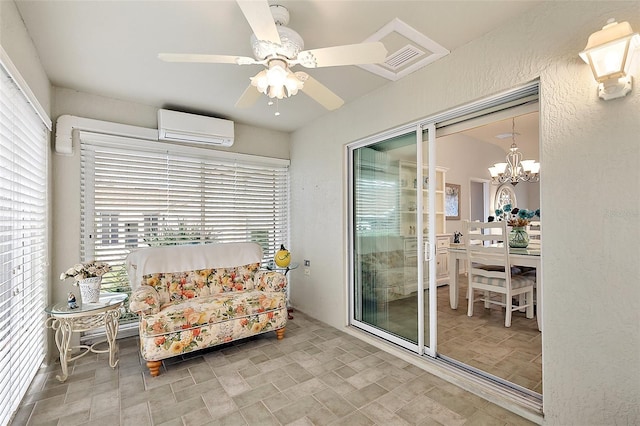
[448,243,542,331]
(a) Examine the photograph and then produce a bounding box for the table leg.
[46,317,73,382]
[449,258,460,309]
[284,269,293,319]
[104,309,121,368]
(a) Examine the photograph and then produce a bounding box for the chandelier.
[488,118,540,185]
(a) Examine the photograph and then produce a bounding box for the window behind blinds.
[353,148,398,236]
[0,61,49,425]
[80,134,290,324]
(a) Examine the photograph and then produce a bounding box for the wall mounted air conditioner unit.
[158,109,234,147]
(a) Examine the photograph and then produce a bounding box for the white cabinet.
[435,235,450,286]
[397,161,450,289]
[400,234,450,294]
[398,161,447,236]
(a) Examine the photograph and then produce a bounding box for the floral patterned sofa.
[126,242,287,377]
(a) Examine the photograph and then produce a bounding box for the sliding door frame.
[347,80,539,355]
[347,122,438,356]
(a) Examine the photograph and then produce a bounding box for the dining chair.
[464,220,535,327]
[527,220,541,248]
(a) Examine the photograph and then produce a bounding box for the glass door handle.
[424,242,433,261]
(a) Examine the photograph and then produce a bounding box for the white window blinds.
[0,63,49,425]
[80,133,290,323]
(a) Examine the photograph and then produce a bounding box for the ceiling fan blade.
[296,73,344,111]
[235,84,262,108]
[158,53,257,65]
[236,0,281,45]
[297,42,388,68]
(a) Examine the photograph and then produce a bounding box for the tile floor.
[381,279,542,393]
[437,280,541,394]
[12,311,537,426]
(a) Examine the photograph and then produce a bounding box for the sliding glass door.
[349,82,543,407]
[350,125,436,354]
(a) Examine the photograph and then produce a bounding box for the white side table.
[45,292,127,382]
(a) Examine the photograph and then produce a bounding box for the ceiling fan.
[158,0,388,111]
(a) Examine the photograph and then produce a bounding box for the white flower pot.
[78,277,102,303]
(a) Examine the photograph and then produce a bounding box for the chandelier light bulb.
[529,162,541,174]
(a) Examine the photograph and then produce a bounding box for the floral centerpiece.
[60,260,111,284]
[495,204,540,227]
[494,204,540,248]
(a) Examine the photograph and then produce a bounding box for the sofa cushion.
[129,285,160,315]
[140,309,287,361]
[140,290,286,337]
[141,263,261,305]
[126,242,264,289]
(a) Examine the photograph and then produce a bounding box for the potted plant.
[494,205,540,248]
[60,260,111,303]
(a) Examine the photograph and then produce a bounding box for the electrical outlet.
[304,268,310,276]
[304,259,310,267]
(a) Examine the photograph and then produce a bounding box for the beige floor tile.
[12,311,539,426]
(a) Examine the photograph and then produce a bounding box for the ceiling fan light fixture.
[161,1,384,113]
[266,61,288,86]
[251,24,304,60]
[250,69,269,93]
[250,59,304,99]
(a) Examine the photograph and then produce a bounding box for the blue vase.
[509,226,529,248]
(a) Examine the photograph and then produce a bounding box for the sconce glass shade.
[579,20,640,100]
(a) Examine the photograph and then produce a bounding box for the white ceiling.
[15,0,542,135]
[462,111,540,160]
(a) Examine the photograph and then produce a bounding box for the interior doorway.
[469,179,489,222]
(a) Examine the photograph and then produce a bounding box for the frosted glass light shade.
[579,20,639,82]
[579,19,640,100]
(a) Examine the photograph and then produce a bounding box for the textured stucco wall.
[290,1,640,424]
[539,31,640,423]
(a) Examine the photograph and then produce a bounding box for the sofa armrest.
[254,270,287,293]
[130,285,161,315]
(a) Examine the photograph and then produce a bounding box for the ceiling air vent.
[385,45,424,71]
[358,18,449,81]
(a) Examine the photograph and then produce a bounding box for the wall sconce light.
[579,19,640,100]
